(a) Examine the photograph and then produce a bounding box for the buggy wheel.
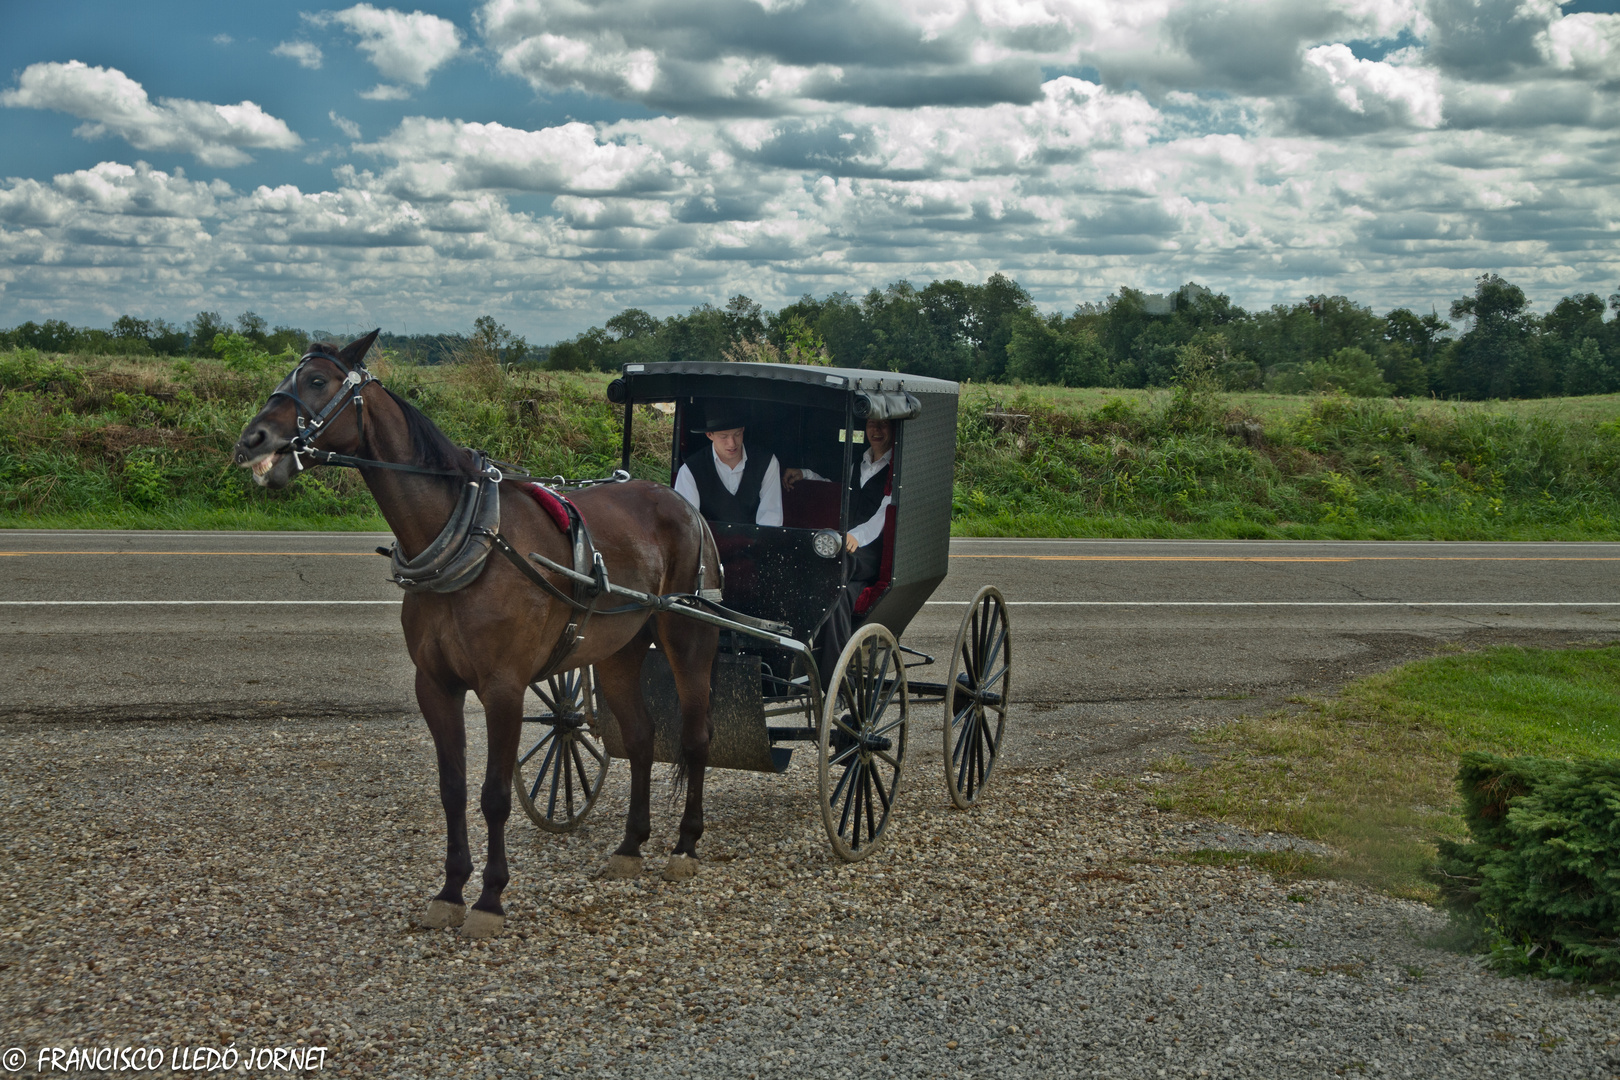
[818,624,908,861]
[944,585,1011,810]
[514,667,610,833]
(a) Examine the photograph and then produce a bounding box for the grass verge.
[3,348,1618,536]
[1153,644,1620,901]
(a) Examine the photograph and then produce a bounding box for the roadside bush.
[0,348,86,395]
[1437,752,1620,981]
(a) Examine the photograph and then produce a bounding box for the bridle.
[267,347,379,475]
[263,348,629,487]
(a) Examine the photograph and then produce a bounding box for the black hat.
[695,402,749,433]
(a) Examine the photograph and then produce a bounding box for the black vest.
[686,443,771,524]
[849,455,891,526]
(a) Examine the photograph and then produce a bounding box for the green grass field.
[1153,644,1620,900]
[2,347,1618,538]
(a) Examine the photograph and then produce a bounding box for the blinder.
[267,349,374,472]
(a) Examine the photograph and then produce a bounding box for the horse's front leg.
[461,680,526,940]
[416,669,472,930]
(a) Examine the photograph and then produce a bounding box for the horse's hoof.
[662,854,700,881]
[599,854,644,880]
[420,899,466,929]
[459,909,505,940]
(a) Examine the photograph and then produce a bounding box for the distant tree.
[1542,293,1609,393]
[606,308,659,341]
[9,319,84,353]
[1377,343,1429,396]
[1005,309,1110,386]
[661,304,731,365]
[722,295,766,345]
[918,279,975,351]
[964,272,1034,381]
[1563,338,1618,396]
[469,315,529,365]
[110,315,155,355]
[811,292,870,368]
[777,313,830,365]
[1444,274,1540,399]
[236,311,269,345]
[861,281,967,378]
[188,311,229,356]
[265,324,306,356]
[1266,347,1392,397]
[1382,307,1450,392]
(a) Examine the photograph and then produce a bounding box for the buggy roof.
[612,361,958,419]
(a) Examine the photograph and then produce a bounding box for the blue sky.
[3,1,1620,341]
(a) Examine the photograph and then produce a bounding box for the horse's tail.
[670,758,690,804]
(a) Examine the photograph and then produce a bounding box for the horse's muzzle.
[234,423,296,488]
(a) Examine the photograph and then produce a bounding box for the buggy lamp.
[812,530,842,559]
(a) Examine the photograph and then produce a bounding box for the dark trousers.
[818,543,882,689]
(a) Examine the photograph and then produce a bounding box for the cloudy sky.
[2,0,1619,340]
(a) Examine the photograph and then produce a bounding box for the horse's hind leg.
[461,680,525,940]
[595,632,655,878]
[659,611,718,879]
[416,670,472,929]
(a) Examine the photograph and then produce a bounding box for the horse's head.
[233,329,380,488]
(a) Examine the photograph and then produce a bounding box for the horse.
[233,331,720,939]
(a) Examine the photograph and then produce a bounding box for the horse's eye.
[310,377,326,388]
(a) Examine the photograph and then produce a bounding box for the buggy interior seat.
[781,478,841,529]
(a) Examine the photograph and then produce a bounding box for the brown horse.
[233,331,720,938]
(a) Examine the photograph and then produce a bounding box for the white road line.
[923,601,1620,607]
[0,599,1614,607]
[0,600,400,605]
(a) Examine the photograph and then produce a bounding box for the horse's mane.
[383,387,481,480]
[304,340,480,480]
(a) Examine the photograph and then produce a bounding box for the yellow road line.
[0,551,377,556]
[953,555,1620,562]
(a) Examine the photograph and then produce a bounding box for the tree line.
[545,273,1620,400]
[0,311,538,369]
[4,271,1617,399]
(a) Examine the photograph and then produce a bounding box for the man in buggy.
[782,416,895,683]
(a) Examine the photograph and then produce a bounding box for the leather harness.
[274,347,728,684]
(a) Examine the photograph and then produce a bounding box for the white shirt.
[801,447,892,548]
[674,446,784,527]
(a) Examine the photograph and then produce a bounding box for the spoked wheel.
[818,624,908,861]
[514,667,610,833]
[944,585,1012,809]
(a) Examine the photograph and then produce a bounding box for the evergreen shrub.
[1437,751,1620,979]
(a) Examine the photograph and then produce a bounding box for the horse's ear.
[341,329,381,368]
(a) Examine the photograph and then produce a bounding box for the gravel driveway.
[4,715,1618,1079]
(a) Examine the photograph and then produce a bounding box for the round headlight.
[812,529,842,559]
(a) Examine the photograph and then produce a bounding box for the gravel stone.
[3,717,1616,1079]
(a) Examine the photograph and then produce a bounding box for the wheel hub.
[858,731,893,754]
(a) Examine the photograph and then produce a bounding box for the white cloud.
[309,4,463,87]
[7,1,1620,335]
[273,41,325,70]
[360,83,415,101]
[1538,11,1620,77]
[1297,44,1442,131]
[0,61,301,167]
[360,117,676,197]
[213,33,234,46]
[329,112,362,140]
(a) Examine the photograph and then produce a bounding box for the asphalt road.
[4,530,1618,765]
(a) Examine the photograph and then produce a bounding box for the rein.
[272,350,717,679]
[272,348,631,488]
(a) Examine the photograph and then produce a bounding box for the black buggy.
[513,361,1013,860]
